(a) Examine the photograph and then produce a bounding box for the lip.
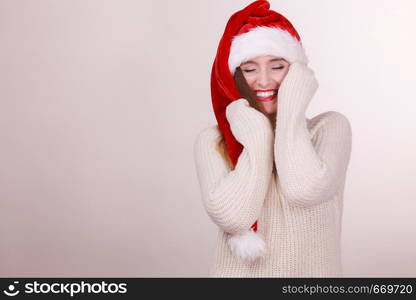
[254,89,276,92]
[257,95,276,102]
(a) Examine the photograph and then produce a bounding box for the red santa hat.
[210,0,308,263]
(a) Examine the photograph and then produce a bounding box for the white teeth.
[256,91,276,97]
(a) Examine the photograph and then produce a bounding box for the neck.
[268,113,277,131]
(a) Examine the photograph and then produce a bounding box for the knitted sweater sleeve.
[193,100,274,235]
[274,63,352,207]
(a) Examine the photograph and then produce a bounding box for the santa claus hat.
[229,25,308,74]
[211,0,308,167]
[210,0,308,264]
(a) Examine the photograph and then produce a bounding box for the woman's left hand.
[277,62,319,114]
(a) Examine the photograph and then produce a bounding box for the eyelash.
[242,66,284,73]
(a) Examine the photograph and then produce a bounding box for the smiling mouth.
[255,89,277,102]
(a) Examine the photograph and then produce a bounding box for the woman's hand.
[226,98,273,145]
[278,62,319,115]
[194,99,275,235]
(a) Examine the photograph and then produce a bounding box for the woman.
[194,0,352,277]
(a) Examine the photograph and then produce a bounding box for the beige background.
[1,0,415,277]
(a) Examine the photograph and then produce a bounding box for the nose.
[257,69,271,88]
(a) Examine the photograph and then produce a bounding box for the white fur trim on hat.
[228,26,308,74]
[227,229,266,263]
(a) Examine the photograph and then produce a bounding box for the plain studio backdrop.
[1,0,415,277]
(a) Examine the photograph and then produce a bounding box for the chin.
[263,105,277,115]
[260,100,277,115]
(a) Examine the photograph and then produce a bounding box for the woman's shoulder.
[194,125,232,170]
[194,125,223,157]
[194,125,222,145]
[307,111,351,138]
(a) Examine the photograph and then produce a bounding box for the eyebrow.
[241,58,285,65]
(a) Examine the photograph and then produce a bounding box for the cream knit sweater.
[194,63,352,277]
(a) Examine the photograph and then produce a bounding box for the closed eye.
[242,69,255,73]
[272,66,284,70]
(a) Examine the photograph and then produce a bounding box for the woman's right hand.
[194,99,275,235]
[225,98,273,145]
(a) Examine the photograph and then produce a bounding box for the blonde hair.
[216,130,235,170]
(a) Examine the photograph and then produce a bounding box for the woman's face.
[240,55,290,115]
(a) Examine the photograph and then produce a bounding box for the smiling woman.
[236,56,290,118]
[194,0,352,278]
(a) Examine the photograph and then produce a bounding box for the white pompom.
[227,229,266,263]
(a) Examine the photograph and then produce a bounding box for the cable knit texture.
[194,63,352,277]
